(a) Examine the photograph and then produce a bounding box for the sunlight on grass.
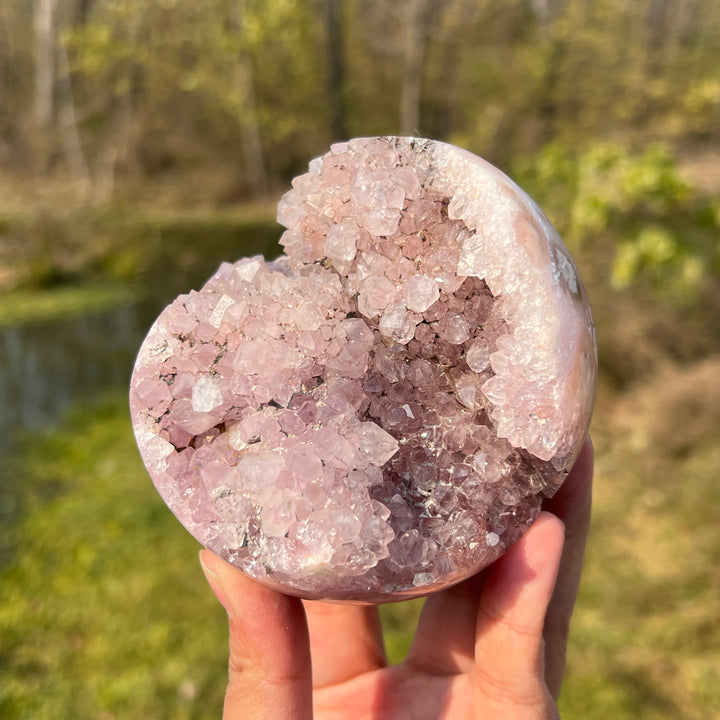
[558,372,720,719]
[0,392,228,719]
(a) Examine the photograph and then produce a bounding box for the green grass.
[0,393,228,719]
[2,373,719,719]
[0,283,140,328]
[557,374,720,719]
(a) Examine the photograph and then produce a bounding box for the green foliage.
[62,0,328,182]
[514,142,716,303]
[516,142,690,242]
[611,226,705,303]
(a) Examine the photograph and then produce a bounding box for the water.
[0,303,150,460]
[0,217,282,462]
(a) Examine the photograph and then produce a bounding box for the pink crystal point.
[130,137,597,602]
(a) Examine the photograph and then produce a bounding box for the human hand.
[199,438,593,720]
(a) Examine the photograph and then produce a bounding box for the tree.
[399,0,430,134]
[33,0,57,172]
[325,0,347,141]
[56,0,91,190]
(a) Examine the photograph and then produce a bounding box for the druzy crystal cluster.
[130,137,596,602]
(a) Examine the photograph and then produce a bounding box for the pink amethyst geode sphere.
[130,137,596,602]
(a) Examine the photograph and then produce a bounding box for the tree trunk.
[56,32,90,193]
[326,0,347,141]
[232,0,268,198]
[646,0,671,49]
[73,0,95,26]
[400,0,429,135]
[33,0,57,173]
[237,60,267,197]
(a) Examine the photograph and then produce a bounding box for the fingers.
[199,550,312,720]
[302,600,386,688]
[473,512,564,718]
[542,436,594,697]
[406,572,486,674]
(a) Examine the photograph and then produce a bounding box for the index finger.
[302,600,386,689]
[199,550,313,720]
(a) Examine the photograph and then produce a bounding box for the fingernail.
[199,549,233,616]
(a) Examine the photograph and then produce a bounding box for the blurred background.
[1,0,719,717]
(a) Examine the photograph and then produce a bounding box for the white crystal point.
[191,377,223,412]
[356,422,400,465]
[130,137,596,603]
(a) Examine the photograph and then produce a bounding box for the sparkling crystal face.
[130,137,597,602]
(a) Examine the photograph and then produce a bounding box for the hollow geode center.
[130,137,596,602]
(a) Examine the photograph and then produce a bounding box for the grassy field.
[561,367,720,718]
[0,394,228,719]
[1,360,718,719]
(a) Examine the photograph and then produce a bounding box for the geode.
[130,137,596,602]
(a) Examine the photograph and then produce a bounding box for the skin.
[199,438,594,720]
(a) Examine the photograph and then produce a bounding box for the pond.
[0,216,282,464]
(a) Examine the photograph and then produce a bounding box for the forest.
[1,0,719,718]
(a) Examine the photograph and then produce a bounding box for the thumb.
[199,549,313,720]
